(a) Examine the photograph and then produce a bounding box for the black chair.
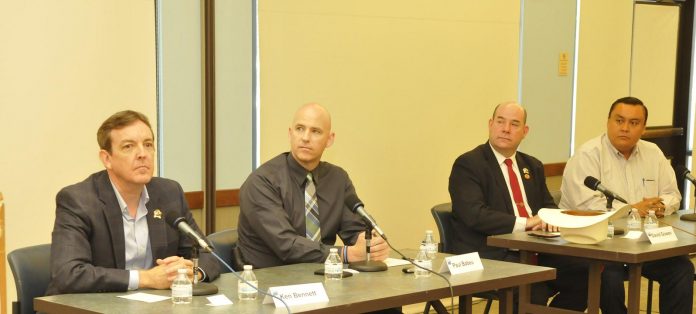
[423,203,496,314]
[206,228,243,272]
[8,243,51,314]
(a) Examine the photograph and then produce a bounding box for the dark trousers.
[600,255,694,314]
[500,251,590,313]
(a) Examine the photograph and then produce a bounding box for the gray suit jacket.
[46,170,220,295]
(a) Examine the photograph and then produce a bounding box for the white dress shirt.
[489,144,532,232]
[111,182,153,290]
[560,134,680,214]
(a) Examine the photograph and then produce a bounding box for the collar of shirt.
[489,142,518,167]
[602,133,640,160]
[109,180,150,220]
[286,152,325,187]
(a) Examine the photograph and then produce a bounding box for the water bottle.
[238,265,258,300]
[627,208,642,231]
[423,230,437,260]
[644,210,659,230]
[324,248,343,280]
[171,268,192,304]
[607,221,615,239]
[414,245,432,278]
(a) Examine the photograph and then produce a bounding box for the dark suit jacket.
[46,170,220,295]
[448,142,556,260]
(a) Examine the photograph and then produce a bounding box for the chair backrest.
[8,243,51,314]
[431,203,454,254]
[206,228,241,273]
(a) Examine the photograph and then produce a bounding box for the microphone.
[165,213,213,253]
[676,165,696,184]
[344,194,387,240]
[583,176,628,204]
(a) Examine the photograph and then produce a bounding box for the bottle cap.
[177,268,188,274]
[243,265,253,270]
[648,210,655,214]
[426,230,433,235]
[329,248,338,253]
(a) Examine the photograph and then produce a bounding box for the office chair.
[423,203,497,314]
[8,243,51,314]
[206,228,243,272]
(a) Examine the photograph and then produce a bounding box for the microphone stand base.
[680,213,696,221]
[349,261,388,272]
[192,282,218,296]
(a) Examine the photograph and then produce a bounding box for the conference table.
[488,216,696,314]
[35,251,556,314]
[659,209,696,236]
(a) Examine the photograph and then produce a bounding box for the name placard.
[262,282,329,307]
[645,226,678,244]
[438,252,484,275]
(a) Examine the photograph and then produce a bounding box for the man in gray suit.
[47,110,219,295]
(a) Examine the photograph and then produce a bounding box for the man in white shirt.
[560,96,693,314]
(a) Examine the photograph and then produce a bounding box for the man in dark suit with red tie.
[448,101,589,311]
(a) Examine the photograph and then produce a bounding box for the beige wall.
[259,1,521,248]
[0,0,156,309]
[573,0,634,150]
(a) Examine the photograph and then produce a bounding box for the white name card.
[438,252,484,275]
[645,226,678,244]
[262,282,329,307]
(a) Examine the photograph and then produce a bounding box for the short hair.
[491,101,527,124]
[97,110,153,153]
[608,97,648,123]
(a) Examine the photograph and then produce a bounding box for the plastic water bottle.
[644,210,659,230]
[171,268,192,304]
[414,245,432,278]
[238,265,258,300]
[627,208,642,231]
[423,230,437,260]
[324,248,343,280]
[607,221,615,239]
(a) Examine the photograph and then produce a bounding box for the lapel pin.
[153,209,162,219]
[523,168,531,180]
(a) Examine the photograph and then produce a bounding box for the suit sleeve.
[240,174,334,264]
[449,155,517,235]
[49,189,129,294]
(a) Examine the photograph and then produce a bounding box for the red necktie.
[504,158,529,218]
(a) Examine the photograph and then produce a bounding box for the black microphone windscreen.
[584,176,600,191]
[344,194,363,213]
[164,211,184,227]
[676,165,689,179]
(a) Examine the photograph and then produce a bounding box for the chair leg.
[646,279,654,314]
[484,298,493,314]
[423,301,431,314]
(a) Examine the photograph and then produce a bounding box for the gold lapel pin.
[153,209,162,219]
[523,168,531,180]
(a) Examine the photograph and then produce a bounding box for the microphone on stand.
[165,213,218,295]
[675,165,696,222]
[584,176,628,204]
[345,195,388,272]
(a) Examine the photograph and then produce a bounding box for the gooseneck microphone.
[676,165,696,222]
[165,213,213,253]
[583,176,628,204]
[676,165,696,185]
[344,194,387,240]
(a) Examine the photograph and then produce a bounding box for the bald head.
[288,103,335,170]
[292,103,332,131]
[488,101,529,157]
[492,101,527,124]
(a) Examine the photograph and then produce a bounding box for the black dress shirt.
[238,153,366,268]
